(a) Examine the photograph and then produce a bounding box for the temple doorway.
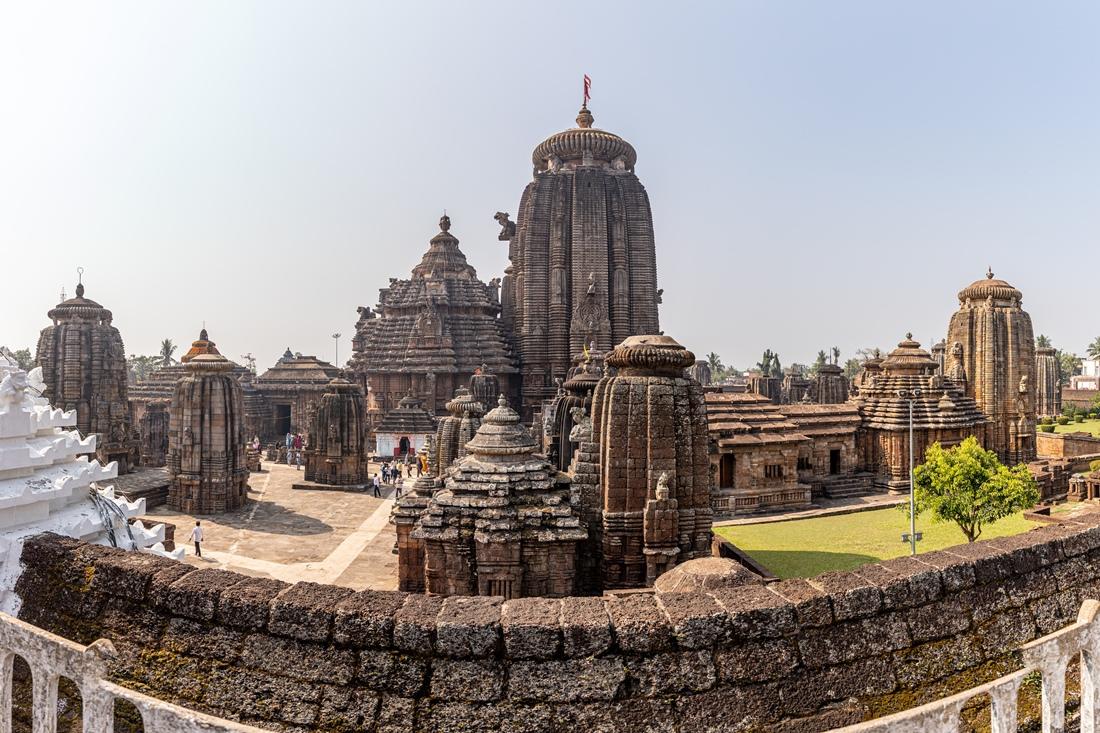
[829,449,841,475]
[275,404,291,436]
[399,436,410,456]
[720,454,735,488]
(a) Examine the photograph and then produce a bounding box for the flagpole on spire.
[582,74,591,109]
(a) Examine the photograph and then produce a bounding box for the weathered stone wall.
[1037,430,1100,459]
[16,520,1100,732]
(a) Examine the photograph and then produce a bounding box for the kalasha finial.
[986,266,994,279]
[75,266,85,298]
[497,394,508,408]
[439,212,451,232]
[576,106,594,129]
[906,332,913,340]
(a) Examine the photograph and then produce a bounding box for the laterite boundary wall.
[15,519,1100,733]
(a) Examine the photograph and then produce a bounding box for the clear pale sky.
[2,2,1098,373]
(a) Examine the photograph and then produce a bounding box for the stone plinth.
[590,334,712,589]
[304,378,369,485]
[167,350,250,514]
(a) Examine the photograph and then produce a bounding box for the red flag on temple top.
[583,74,591,105]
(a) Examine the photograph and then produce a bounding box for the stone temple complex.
[411,395,586,598]
[501,105,661,414]
[166,352,250,513]
[35,279,141,473]
[946,269,1037,464]
[350,215,518,416]
[303,378,370,485]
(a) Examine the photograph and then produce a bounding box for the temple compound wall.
[18,514,1100,732]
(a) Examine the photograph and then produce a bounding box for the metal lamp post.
[897,387,923,555]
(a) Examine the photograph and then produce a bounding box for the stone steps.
[821,473,876,499]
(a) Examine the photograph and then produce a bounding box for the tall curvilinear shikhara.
[501,104,660,412]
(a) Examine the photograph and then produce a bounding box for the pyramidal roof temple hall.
[3,49,1099,733]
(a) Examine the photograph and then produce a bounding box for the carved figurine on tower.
[502,91,660,415]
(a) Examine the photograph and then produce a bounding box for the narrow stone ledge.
[915,550,977,592]
[655,592,728,649]
[709,585,796,641]
[435,596,502,658]
[771,578,832,628]
[334,590,409,648]
[216,577,289,631]
[393,593,444,654]
[160,568,245,621]
[942,541,1014,585]
[145,563,196,608]
[268,581,354,643]
[809,571,881,621]
[559,596,612,657]
[501,597,562,660]
[606,593,672,653]
[89,549,174,601]
[875,555,944,607]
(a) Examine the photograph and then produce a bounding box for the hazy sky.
[2,2,1098,373]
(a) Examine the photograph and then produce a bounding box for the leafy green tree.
[1035,334,1052,348]
[9,348,34,370]
[843,357,862,380]
[706,352,724,378]
[756,349,779,376]
[810,350,828,376]
[909,437,1039,543]
[1089,337,1100,361]
[1057,350,1082,387]
[159,338,177,367]
[831,346,841,365]
[127,354,161,383]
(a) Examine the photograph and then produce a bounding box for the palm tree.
[706,352,724,375]
[1088,337,1100,361]
[831,346,841,365]
[159,338,177,367]
[1036,334,1052,348]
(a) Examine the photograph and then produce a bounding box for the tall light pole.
[897,387,923,555]
[332,333,341,368]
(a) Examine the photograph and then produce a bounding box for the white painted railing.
[834,599,1100,733]
[0,612,264,733]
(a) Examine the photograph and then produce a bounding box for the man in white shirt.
[188,521,204,557]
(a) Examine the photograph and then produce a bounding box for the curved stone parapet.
[15,514,1100,731]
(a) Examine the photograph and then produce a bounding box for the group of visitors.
[284,431,306,469]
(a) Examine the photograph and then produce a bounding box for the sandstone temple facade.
[500,105,660,414]
[411,396,586,598]
[35,280,140,473]
[303,378,370,485]
[254,349,342,438]
[349,215,518,416]
[945,269,1036,464]
[166,352,250,514]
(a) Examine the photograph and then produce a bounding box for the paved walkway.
[147,462,399,590]
[715,492,906,527]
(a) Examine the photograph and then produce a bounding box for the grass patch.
[1053,419,1100,436]
[714,507,1040,579]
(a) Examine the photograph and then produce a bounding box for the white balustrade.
[835,599,1100,733]
[0,612,263,733]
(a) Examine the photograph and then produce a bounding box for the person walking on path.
[394,474,403,498]
[372,473,381,498]
[188,521,204,557]
[293,433,304,469]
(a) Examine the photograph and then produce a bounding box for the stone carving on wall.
[494,211,516,240]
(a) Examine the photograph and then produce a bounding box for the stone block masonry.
[16,516,1100,731]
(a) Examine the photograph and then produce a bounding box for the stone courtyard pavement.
[147,461,398,590]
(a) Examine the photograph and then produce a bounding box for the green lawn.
[1052,419,1100,436]
[714,507,1040,579]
